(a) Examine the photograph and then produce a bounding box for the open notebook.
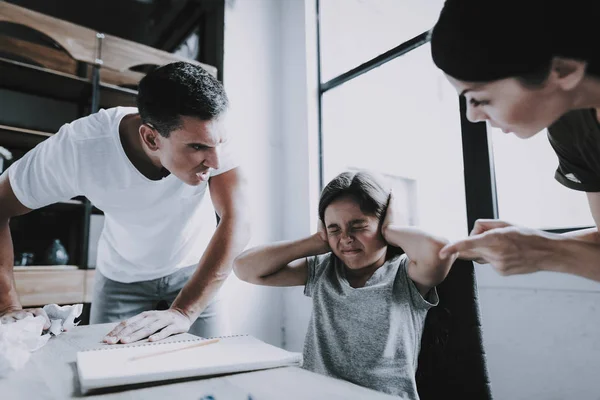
[76,334,303,393]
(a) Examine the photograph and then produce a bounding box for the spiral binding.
[81,333,249,352]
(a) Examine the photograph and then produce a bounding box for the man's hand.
[103,308,193,344]
[439,220,554,276]
[0,307,51,329]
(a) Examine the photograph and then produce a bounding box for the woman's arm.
[382,192,456,295]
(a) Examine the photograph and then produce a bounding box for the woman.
[431,0,600,282]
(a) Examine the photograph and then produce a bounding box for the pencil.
[128,338,220,362]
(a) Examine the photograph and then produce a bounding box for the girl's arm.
[382,192,456,295]
[233,232,330,287]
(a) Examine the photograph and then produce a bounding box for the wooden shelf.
[0,123,53,148]
[99,81,138,108]
[0,57,137,108]
[15,268,95,307]
[0,56,90,102]
[0,124,52,137]
[14,265,79,271]
[56,199,85,206]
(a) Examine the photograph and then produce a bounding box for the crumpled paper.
[0,304,83,377]
[43,303,83,336]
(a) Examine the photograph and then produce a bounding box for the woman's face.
[446,74,572,139]
[323,196,387,271]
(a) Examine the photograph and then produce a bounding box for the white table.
[0,323,399,399]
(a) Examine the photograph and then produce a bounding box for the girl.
[431,0,600,282]
[233,171,455,398]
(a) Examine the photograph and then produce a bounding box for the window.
[318,3,467,240]
[490,126,595,230]
[319,0,444,82]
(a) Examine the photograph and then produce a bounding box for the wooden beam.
[0,34,77,75]
[0,2,97,65]
[101,33,217,78]
[15,269,86,307]
[83,270,96,303]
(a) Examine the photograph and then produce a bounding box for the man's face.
[155,116,226,186]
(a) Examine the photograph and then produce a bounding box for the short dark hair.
[137,61,229,137]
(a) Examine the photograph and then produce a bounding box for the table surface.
[0,323,399,399]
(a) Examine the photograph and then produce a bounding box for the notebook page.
[77,335,302,392]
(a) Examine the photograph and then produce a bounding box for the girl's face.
[323,195,387,271]
[446,74,572,139]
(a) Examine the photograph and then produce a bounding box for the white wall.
[476,130,600,399]
[278,0,320,352]
[218,0,319,352]
[477,268,600,399]
[490,127,595,230]
[219,0,286,347]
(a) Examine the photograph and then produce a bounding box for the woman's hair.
[318,170,403,258]
[430,0,599,84]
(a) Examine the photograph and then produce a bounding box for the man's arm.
[104,167,251,343]
[439,192,600,282]
[0,173,51,328]
[171,167,251,319]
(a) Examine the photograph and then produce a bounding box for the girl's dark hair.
[319,171,388,223]
[318,170,403,258]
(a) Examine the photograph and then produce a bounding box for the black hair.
[319,170,404,259]
[430,0,600,84]
[137,61,229,137]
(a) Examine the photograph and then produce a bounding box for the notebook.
[76,334,303,393]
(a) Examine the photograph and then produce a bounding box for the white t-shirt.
[8,107,238,283]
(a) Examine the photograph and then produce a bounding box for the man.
[0,62,251,343]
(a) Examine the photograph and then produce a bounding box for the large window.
[319,0,444,82]
[490,127,595,230]
[321,43,467,240]
[318,1,466,240]
[317,0,593,239]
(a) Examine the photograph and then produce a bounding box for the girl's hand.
[313,219,332,254]
[381,191,407,240]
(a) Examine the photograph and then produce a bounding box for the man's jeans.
[90,265,227,338]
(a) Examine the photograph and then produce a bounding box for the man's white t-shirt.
[8,107,238,283]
